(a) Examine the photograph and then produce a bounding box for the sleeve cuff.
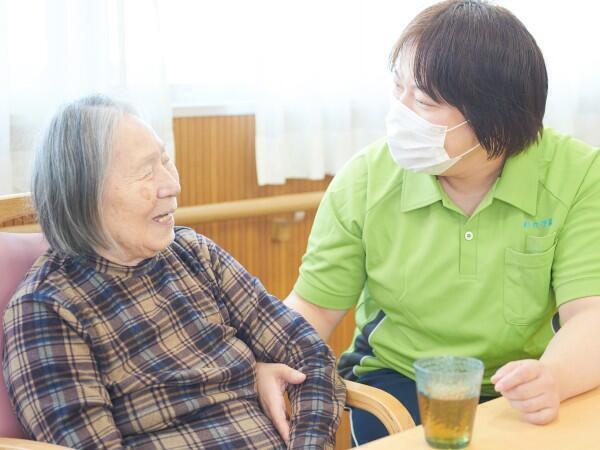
[293,276,357,310]
[555,277,600,306]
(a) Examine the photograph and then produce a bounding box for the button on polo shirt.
[294,130,600,394]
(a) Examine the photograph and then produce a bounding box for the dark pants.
[350,369,495,446]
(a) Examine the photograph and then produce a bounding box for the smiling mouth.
[153,211,174,223]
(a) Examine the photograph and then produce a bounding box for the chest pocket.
[503,233,556,326]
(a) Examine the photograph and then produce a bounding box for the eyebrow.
[393,72,418,92]
[136,144,167,168]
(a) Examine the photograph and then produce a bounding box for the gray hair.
[32,95,137,256]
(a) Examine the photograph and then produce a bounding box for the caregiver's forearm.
[541,307,600,401]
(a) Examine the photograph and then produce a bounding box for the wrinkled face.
[99,115,180,265]
[392,56,482,166]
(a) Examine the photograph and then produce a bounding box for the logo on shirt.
[523,218,553,229]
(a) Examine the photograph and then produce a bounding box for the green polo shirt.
[294,129,600,395]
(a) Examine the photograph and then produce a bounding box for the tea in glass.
[414,356,484,449]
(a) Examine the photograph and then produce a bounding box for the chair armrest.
[344,379,416,435]
[0,438,73,450]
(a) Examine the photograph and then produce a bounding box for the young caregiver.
[256,0,600,446]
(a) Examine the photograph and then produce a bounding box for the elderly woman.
[2,96,345,449]
[256,0,600,446]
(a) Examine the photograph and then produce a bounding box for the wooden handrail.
[0,191,325,232]
[0,193,33,224]
[176,191,324,226]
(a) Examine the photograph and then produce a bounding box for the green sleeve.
[553,151,600,305]
[294,153,368,310]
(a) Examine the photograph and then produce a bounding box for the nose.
[393,82,412,106]
[398,93,412,109]
[157,165,181,199]
[392,84,412,109]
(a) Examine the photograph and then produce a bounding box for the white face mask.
[386,96,480,175]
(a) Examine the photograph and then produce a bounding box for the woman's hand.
[255,362,306,443]
[491,359,560,425]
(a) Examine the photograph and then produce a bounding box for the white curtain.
[253,0,430,185]
[2,0,172,195]
[0,0,11,194]
[502,0,600,142]
[3,1,599,192]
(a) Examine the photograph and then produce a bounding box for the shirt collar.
[74,251,161,278]
[400,170,443,212]
[400,143,540,215]
[494,144,540,216]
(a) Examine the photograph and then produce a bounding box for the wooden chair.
[345,380,415,436]
[0,194,415,449]
[0,439,73,450]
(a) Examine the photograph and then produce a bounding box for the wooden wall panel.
[174,115,355,449]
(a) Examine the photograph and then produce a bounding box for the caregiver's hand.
[491,359,560,425]
[255,362,306,443]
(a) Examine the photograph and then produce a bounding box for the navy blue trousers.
[350,369,495,446]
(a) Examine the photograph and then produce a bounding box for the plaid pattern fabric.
[3,227,345,449]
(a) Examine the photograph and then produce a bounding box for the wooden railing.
[0,193,34,227]
[0,191,325,233]
[176,191,324,225]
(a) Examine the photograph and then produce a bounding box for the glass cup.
[414,356,484,449]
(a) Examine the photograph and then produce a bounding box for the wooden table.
[356,387,600,449]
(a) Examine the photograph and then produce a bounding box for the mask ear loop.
[445,120,480,157]
[460,143,481,156]
[447,120,468,132]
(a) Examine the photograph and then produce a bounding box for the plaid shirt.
[3,227,345,449]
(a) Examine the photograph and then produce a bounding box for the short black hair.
[390,0,548,158]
